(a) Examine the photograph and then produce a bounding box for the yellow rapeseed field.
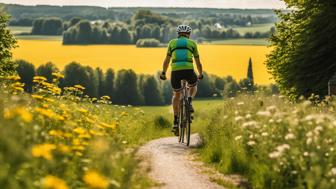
[13,39,272,84]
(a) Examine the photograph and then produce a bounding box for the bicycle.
[178,80,193,146]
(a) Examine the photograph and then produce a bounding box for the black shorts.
[171,69,198,91]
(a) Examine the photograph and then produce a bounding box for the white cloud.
[0,0,286,9]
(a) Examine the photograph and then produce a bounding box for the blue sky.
[0,0,286,9]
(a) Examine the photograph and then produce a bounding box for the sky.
[0,0,286,9]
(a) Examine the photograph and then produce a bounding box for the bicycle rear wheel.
[178,100,184,143]
[185,102,191,146]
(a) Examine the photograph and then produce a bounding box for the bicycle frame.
[178,80,191,146]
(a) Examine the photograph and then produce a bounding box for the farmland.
[12,39,272,84]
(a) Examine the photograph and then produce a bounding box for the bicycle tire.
[178,100,184,143]
[185,100,191,146]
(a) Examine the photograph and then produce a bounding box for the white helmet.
[176,25,192,34]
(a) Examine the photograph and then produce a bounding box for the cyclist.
[160,25,203,135]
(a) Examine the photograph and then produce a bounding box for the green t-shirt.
[167,36,200,71]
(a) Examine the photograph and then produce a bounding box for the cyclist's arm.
[195,57,203,76]
[162,55,171,73]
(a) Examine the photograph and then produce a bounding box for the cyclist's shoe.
[172,117,179,136]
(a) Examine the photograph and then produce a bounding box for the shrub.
[153,115,171,128]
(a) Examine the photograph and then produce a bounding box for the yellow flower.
[74,85,85,90]
[48,130,64,137]
[34,107,64,121]
[52,72,64,79]
[58,144,71,154]
[83,170,109,189]
[33,76,47,83]
[6,75,21,81]
[32,95,44,100]
[32,143,56,160]
[120,111,128,117]
[42,175,69,189]
[78,108,89,114]
[4,107,33,123]
[99,121,117,129]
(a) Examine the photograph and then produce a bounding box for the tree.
[84,66,98,97]
[76,20,92,44]
[143,76,163,105]
[246,57,255,93]
[196,72,214,98]
[114,69,142,105]
[103,68,115,100]
[36,62,59,83]
[62,62,90,94]
[16,60,35,92]
[162,81,172,104]
[266,1,336,98]
[0,12,17,75]
[95,67,104,97]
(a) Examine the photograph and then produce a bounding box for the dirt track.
[138,134,225,189]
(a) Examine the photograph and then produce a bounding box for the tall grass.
[197,95,336,189]
[0,74,171,189]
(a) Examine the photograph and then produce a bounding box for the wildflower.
[74,85,85,90]
[52,72,64,79]
[6,75,21,81]
[99,122,117,129]
[237,102,244,106]
[247,141,256,146]
[4,107,33,123]
[42,175,69,189]
[32,94,44,100]
[256,111,271,117]
[266,106,277,113]
[32,143,56,160]
[83,170,109,189]
[58,144,71,154]
[245,114,252,119]
[234,135,242,141]
[242,121,258,128]
[234,116,244,122]
[331,168,336,176]
[285,133,295,140]
[33,76,47,83]
[261,132,268,137]
[269,144,290,159]
[48,130,64,137]
[120,111,128,117]
[78,108,89,114]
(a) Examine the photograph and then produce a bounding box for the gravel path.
[138,134,225,189]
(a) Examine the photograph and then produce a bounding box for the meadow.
[196,94,336,189]
[12,39,272,84]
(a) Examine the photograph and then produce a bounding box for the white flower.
[276,144,290,152]
[269,151,281,159]
[306,138,313,145]
[302,100,312,108]
[235,116,244,122]
[266,106,277,113]
[314,126,323,134]
[237,102,245,106]
[242,121,258,128]
[247,141,256,146]
[261,132,269,137]
[234,136,242,141]
[331,168,336,176]
[245,114,252,119]
[235,111,239,115]
[223,115,229,119]
[303,152,309,157]
[257,111,271,117]
[285,133,295,140]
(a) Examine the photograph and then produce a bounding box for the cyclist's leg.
[185,70,198,112]
[171,71,183,128]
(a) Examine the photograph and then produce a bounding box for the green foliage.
[31,17,63,35]
[114,69,142,105]
[103,68,115,101]
[36,62,59,83]
[143,76,164,106]
[15,60,35,92]
[266,1,336,98]
[0,12,17,75]
[153,115,171,128]
[136,38,160,47]
[197,95,336,189]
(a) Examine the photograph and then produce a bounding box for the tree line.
[14,59,278,106]
[25,10,275,44]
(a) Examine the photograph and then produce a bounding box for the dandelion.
[6,75,21,81]
[32,94,44,100]
[42,175,69,189]
[4,107,33,123]
[52,72,64,79]
[32,143,56,160]
[58,144,71,154]
[74,85,85,91]
[120,111,128,117]
[78,108,89,114]
[83,170,109,189]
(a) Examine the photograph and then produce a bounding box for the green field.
[9,26,62,40]
[209,38,269,46]
[233,23,275,34]
[8,26,32,34]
